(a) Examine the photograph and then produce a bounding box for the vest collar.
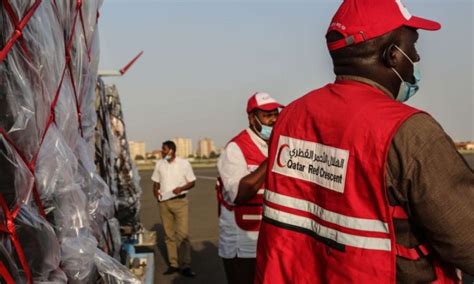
[246,128,268,158]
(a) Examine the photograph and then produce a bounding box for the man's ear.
[383,44,399,68]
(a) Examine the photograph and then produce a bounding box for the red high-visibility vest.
[216,130,265,231]
[256,80,459,284]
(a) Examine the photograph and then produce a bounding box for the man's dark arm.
[388,114,474,275]
[234,159,268,205]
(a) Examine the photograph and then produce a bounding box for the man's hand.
[172,187,183,195]
[153,189,161,200]
[234,159,268,205]
[153,182,161,200]
[172,181,195,196]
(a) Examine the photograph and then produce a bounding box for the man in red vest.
[256,0,474,283]
[217,92,283,284]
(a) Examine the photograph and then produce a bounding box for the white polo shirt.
[151,157,196,196]
[217,128,267,258]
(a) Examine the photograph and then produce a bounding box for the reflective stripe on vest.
[263,196,392,252]
[265,190,389,233]
[242,214,263,220]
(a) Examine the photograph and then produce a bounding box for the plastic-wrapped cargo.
[95,248,141,284]
[95,79,119,199]
[0,0,139,283]
[95,81,142,231]
[0,242,24,283]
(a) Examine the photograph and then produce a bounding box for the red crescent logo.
[276,144,290,168]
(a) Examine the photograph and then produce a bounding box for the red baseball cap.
[327,0,441,51]
[246,92,284,113]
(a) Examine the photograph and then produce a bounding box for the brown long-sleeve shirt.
[338,75,474,283]
[388,113,474,283]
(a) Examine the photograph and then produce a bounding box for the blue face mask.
[391,45,421,102]
[254,115,273,140]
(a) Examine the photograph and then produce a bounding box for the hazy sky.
[99,0,473,151]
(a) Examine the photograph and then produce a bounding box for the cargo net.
[0,1,139,283]
[96,80,142,231]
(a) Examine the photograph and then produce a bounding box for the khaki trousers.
[158,197,191,268]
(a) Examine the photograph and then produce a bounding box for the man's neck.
[333,63,399,98]
[336,75,395,99]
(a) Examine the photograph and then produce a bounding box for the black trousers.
[222,257,256,284]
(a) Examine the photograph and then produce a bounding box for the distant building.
[152,150,162,159]
[129,141,146,160]
[455,141,474,151]
[172,138,193,158]
[146,150,162,160]
[197,138,216,158]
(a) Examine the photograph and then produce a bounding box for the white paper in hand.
[159,190,188,202]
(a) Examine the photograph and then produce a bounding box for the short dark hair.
[163,140,176,152]
[326,30,398,67]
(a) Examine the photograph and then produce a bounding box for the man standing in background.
[216,92,283,284]
[152,140,197,278]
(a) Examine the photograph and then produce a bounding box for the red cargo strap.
[0,0,42,62]
[0,196,32,284]
[0,128,46,218]
[0,1,102,283]
[396,243,430,260]
[0,0,102,217]
[0,261,14,284]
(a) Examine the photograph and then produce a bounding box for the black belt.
[168,194,186,201]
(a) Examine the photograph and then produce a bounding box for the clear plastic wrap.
[0,38,49,163]
[95,249,141,284]
[15,205,63,282]
[95,83,143,229]
[105,218,122,260]
[0,135,33,209]
[80,28,101,146]
[35,126,83,210]
[0,242,23,283]
[75,137,115,246]
[95,80,119,198]
[60,233,98,283]
[55,76,81,149]
[0,133,62,282]
[1,0,138,282]
[35,126,95,281]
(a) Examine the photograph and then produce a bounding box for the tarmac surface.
[138,154,474,284]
